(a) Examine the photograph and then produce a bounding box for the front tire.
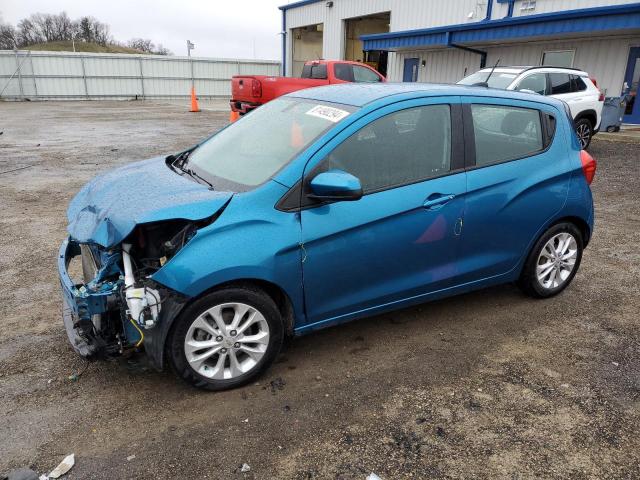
[168,286,284,391]
[518,222,584,299]
[575,118,593,149]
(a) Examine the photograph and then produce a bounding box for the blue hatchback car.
[59,83,596,390]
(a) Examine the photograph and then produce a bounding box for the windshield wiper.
[186,168,214,189]
[169,149,192,173]
[167,148,214,189]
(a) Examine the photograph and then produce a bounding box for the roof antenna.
[473,58,500,87]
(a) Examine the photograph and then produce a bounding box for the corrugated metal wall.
[387,48,480,83]
[0,50,280,100]
[390,35,640,96]
[495,0,638,18]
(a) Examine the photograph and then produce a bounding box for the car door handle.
[423,194,455,210]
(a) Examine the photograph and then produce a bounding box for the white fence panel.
[0,50,280,100]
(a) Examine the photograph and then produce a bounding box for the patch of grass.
[24,41,144,54]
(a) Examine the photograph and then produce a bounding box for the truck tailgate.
[231,76,263,103]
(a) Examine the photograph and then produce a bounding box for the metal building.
[279,0,640,124]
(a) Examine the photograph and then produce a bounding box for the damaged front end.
[58,219,208,367]
[58,233,177,365]
[58,156,233,368]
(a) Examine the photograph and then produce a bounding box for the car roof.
[286,82,567,109]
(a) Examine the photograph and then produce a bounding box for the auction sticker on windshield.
[306,105,350,123]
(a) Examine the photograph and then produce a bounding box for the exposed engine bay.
[60,219,203,364]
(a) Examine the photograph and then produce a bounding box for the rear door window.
[334,63,355,82]
[321,104,452,193]
[470,104,544,166]
[301,63,328,79]
[515,73,548,95]
[549,73,572,95]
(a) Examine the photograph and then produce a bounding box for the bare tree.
[74,16,110,45]
[127,38,172,55]
[154,44,172,56]
[127,37,154,53]
[1,11,165,52]
[32,13,56,42]
[0,22,18,49]
[52,12,74,41]
[16,18,44,46]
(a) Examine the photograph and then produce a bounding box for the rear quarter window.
[571,75,587,92]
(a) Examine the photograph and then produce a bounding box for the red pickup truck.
[230,60,385,115]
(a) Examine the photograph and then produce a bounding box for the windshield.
[188,97,357,190]
[458,70,519,89]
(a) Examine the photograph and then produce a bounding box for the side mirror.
[308,169,363,201]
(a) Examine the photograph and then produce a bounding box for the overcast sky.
[0,0,294,60]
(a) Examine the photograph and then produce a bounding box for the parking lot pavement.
[0,101,639,479]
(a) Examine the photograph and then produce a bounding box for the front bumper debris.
[58,237,188,370]
[58,238,122,358]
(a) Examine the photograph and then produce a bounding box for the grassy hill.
[24,41,144,54]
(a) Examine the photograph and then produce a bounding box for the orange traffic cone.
[189,86,200,112]
[229,110,240,123]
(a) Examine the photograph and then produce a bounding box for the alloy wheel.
[576,122,591,149]
[184,302,270,379]
[536,232,578,290]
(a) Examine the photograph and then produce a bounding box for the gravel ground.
[0,101,639,479]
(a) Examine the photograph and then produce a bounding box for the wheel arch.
[554,215,592,247]
[147,278,298,372]
[517,215,592,280]
[195,278,297,338]
[574,110,597,128]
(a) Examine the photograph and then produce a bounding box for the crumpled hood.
[67,157,233,248]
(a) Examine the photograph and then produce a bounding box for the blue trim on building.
[279,0,324,11]
[361,3,640,51]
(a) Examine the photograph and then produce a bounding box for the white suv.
[458,66,604,149]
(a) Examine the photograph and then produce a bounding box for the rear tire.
[575,118,593,149]
[518,222,584,299]
[167,286,284,391]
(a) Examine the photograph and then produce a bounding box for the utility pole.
[187,40,195,89]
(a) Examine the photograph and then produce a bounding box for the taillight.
[580,150,597,185]
[590,77,605,101]
[251,79,262,98]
